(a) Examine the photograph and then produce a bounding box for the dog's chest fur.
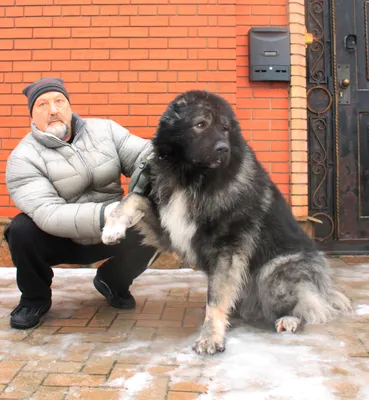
[159,190,197,265]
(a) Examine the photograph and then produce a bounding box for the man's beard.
[46,120,68,141]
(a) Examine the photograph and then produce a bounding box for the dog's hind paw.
[192,337,225,355]
[275,316,301,333]
[101,224,127,245]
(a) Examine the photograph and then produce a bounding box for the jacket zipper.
[71,143,93,187]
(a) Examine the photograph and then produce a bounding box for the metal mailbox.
[249,27,291,82]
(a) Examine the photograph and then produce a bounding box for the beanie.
[22,77,70,116]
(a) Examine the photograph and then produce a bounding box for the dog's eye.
[196,121,206,129]
[222,126,229,132]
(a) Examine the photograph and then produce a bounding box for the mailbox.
[249,27,291,82]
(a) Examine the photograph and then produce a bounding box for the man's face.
[32,91,72,141]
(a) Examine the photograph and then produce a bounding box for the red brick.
[130,60,168,71]
[15,39,51,49]
[150,49,187,59]
[158,5,177,14]
[61,5,80,15]
[119,5,138,15]
[100,5,119,15]
[16,0,52,4]
[54,17,90,27]
[110,93,147,104]
[80,71,99,82]
[24,6,43,16]
[131,16,169,26]
[34,28,70,38]
[111,27,149,37]
[13,61,51,71]
[15,16,52,27]
[0,28,32,38]
[72,94,109,104]
[0,40,13,50]
[130,105,164,116]
[0,17,14,27]
[71,49,109,59]
[132,39,168,50]
[129,83,167,93]
[33,50,70,60]
[138,71,157,81]
[0,50,32,61]
[52,60,89,71]
[42,6,62,16]
[169,60,207,70]
[90,105,129,115]
[91,60,129,71]
[91,16,129,26]
[90,83,128,93]
[5,7,23,17]
[91,38,128,48]
[72,27,109,37]
[118,71,138,81]
[110,49,148,59]
[149,27,188,37]
[54,38,91,49]
[81,5,100,15]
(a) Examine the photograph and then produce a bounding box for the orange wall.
[0,0,289,218]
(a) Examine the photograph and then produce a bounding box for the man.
[4,77,156,330]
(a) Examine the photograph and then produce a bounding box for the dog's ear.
[160,103,181,126]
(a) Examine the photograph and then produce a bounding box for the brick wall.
[0,0,292,218]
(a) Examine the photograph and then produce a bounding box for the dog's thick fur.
[102,91,351,355]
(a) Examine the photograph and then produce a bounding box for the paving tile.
[105,363,138,387]
[162,307,185,321]
[170,381,208,393]
[0,372,45,399]
[142,301,165,315]
[65,387,125,400]
[42,318,89,327]
[60,343,95,362]
[43,373,106,387]
[72,307,98,320]
[167,392,200,400]
[0,361,24,384]
[82,356,115,375]
[30,386,68,400]
[23,360,82,373]
[134,377,169,400]
[136,319,182,328]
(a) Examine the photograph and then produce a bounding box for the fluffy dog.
[102,91,351,355]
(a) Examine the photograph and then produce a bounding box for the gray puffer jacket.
[6,113,152,245]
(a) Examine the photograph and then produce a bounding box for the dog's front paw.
[192,336,225,355]
[101,223,127,245]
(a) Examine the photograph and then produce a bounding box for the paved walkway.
[0,258,368,400]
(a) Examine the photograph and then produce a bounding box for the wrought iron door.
[307,0,369,253]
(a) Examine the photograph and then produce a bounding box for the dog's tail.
[293,283,352,325]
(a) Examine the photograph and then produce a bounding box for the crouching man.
[4,78,156,329]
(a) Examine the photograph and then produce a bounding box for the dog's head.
[153,91,242,169]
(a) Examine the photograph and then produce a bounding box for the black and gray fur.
[102,91,351,355]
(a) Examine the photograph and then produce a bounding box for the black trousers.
[4,213,156,307]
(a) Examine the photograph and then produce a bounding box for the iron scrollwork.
[306,0,335,242]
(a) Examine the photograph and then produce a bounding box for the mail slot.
[249,27,291,82]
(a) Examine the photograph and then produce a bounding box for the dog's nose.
[214,142,229,154]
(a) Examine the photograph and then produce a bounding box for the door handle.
[340,78,350,88]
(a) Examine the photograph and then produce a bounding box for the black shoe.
[10,302,51,330]
[93,276,136,309]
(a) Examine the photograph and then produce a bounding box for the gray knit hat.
[22,77,70,116]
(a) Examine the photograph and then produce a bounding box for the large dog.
[102,91,351,355]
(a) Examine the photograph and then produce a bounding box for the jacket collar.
[31,113,86,148]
